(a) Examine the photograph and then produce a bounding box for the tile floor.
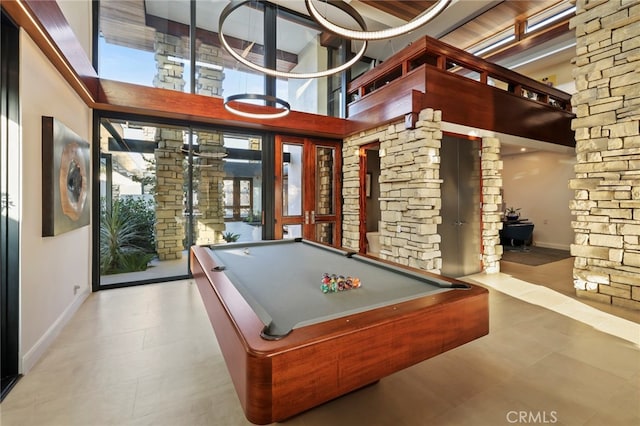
[1,261,639,426]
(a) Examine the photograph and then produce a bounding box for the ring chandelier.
[218,0,368,79]
[305,0,452,41]
[219,0,451,119]
[223,93,291,119]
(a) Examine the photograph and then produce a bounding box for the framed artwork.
[42,116,90,236]
[366,173,372,198]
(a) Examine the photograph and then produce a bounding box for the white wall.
[19,31,92,372]
[516,54,576,94]
[289,37,328,115]
[502,151,576,250]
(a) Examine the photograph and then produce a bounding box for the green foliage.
[117,251,156,273]
[244,210,261,224]
[505,206,521,215]
[222,231,241,242]
[115,197,156,252]
[100,197,157,275]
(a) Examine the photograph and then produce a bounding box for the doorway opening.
[358,143,381,255]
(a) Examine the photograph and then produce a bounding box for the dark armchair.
[501,223,534,251]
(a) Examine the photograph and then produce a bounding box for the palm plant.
[100,199,155,274]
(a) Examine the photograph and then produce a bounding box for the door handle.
[311,211,316,224]
[304,211,310,225]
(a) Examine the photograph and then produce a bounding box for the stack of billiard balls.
[321,273,361,293]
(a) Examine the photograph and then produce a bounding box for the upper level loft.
[346,36,575,147]
[4,0,575,146]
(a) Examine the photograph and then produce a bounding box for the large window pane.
[99,117,265,285]
[98,1,353,116]
[99,0,191,92]
[216,133,262,241]
[99,118,190,286]
[195,1,264,99]
[275,9,328,115]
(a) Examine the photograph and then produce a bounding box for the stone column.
[316,147,334,244]
[153,33,186,91]
[195,41,225,97]
[481,137,504,273]
[569,0,640,310]
[154,129,185,261]
[194,131,225,245]
[342,108,443,273]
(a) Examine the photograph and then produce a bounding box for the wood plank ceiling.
[360,0,437,22]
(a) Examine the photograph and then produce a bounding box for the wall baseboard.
[21,288,90,374]
[534,241,571,251]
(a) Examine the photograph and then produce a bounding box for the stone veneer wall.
[154,33,186,91]
[343,109,443,272]
[481,137,504,274]
[569,0,640,310]
[194,131,226,245]
[316,147,334,244]
[343,109,505,273]
[151,32,226,252]
[153,32,186,260]
[195,41,225,97]
[155,129,185,261]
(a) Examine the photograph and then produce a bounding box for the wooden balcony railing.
[347,36,575,146]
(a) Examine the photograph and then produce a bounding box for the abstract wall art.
[42,116,90,236]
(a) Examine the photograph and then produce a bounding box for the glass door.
[275,136,341,245]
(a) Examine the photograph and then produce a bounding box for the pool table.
[190,239,488,424]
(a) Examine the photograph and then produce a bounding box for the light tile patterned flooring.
[1,259,639,426]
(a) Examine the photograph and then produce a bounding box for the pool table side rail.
[191,245,489,424]
[191,247,273,422]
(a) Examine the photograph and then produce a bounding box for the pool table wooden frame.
[190,244,489,424]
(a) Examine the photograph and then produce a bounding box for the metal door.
[439,135,482,277]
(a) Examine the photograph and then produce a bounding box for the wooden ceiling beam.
[2,0,99,104]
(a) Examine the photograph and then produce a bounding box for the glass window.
[196,0,264,99]
[98,118,190,286]
[210,132,264,243]
[98,116,264,286]
[98,0,191,92]
[282,143,303,217]
[98,1,351,116]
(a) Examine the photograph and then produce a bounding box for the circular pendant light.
[224,93,291,119]
[305,0,452,41]
[219,0,368,79]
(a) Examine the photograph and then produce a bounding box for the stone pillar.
[153,33,186,91]
[342,108,443,273]
[195,41,225,97]
[194,131,225,245]
[481,137,504,273]
[155,129,185,261]
[569,0,640,310]
[316,147,334,244]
